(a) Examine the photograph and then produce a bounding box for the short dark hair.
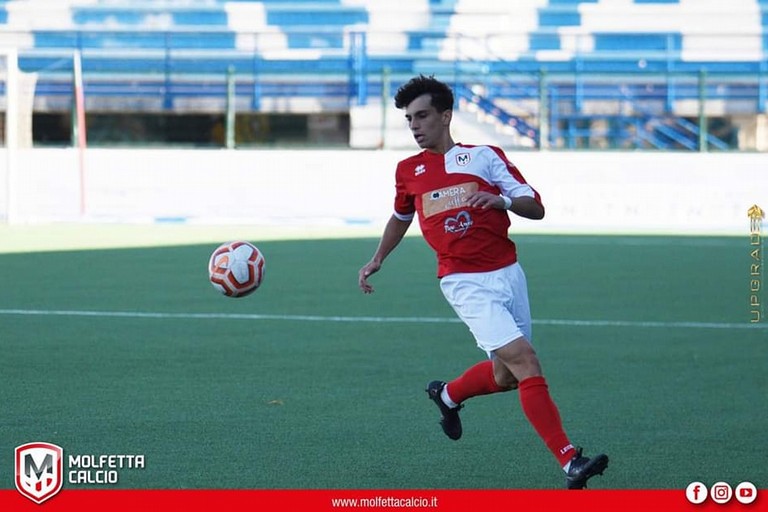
[394,75,454,112]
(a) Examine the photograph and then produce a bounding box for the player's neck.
[425,135,456,155]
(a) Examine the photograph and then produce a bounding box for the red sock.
[446,360,506,404]
[518,376,576,466]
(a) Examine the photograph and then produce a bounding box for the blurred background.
[1,0,766,150]
[0,0,765,231]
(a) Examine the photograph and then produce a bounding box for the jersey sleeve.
[393,164,416,221]
[487,147,543,204]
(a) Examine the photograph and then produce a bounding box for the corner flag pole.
[72,50,87,216]
[5,49,18,224]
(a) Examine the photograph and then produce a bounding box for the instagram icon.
[710,481,732,504]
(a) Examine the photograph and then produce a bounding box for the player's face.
[404,94,450,150]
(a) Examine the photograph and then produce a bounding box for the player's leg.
[493,359,519,390]
[495,263,608,488]
[427,269,521,440]
[444,358,517,406]
[425,357,516,440]
[493,336,573,463]
[493,336,608,488]
[495,260,573,463]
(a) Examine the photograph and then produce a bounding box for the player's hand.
[464,191,506,210]
[358,260,381,294]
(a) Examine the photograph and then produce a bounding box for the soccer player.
[357,75,609,489]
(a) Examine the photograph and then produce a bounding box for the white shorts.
[439,262,532,355]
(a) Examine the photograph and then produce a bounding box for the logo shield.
[15,442,64,504]
[456,153,470,166]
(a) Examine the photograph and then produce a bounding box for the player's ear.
[442,108,452,126]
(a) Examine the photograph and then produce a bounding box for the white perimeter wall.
[1,148,766,235]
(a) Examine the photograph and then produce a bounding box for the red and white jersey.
[393,143,542,278]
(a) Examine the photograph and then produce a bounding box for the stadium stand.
[1,0,766,149]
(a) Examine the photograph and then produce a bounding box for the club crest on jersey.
[414,164,426,176]
[444,211,473,237]
[455,153,471,166]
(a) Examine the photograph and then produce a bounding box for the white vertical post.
[5,49,18,224]
[73,50,87,216]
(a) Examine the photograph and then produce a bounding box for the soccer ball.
[208,241,265,297]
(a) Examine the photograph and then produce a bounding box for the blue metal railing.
[13,28,768,149]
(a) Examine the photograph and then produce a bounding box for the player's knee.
[494,373,519,390]
[494,338,542,380]
[499,336,538,363]
[492,361,520,390]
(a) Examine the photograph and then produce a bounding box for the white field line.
[0,309,765,330]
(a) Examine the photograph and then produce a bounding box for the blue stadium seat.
[593,33,682,52]
[763,7,768,49]
[33,30,236,50]
[529,32,562,51]
[264,6,367,26]
[8,0,768,139]
[28,3,237,51]
[226,0,339,3]
[261,3,367,49]
[538,9,581,27]
[72,6,228,26]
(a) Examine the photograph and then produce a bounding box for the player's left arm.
[465,192,544,219]
[508,195,544,219]
[464,147,545,220]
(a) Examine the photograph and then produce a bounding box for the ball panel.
[209,277,234,297]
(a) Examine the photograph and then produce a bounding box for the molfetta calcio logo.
[14,441,146,504]
[15,442,64,504]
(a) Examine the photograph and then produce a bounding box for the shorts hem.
[477,333,525,353]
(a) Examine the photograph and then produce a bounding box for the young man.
[357,75,608,489]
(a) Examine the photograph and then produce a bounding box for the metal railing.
[6,28,767,149]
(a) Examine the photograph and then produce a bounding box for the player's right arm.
[358,214,412,294]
